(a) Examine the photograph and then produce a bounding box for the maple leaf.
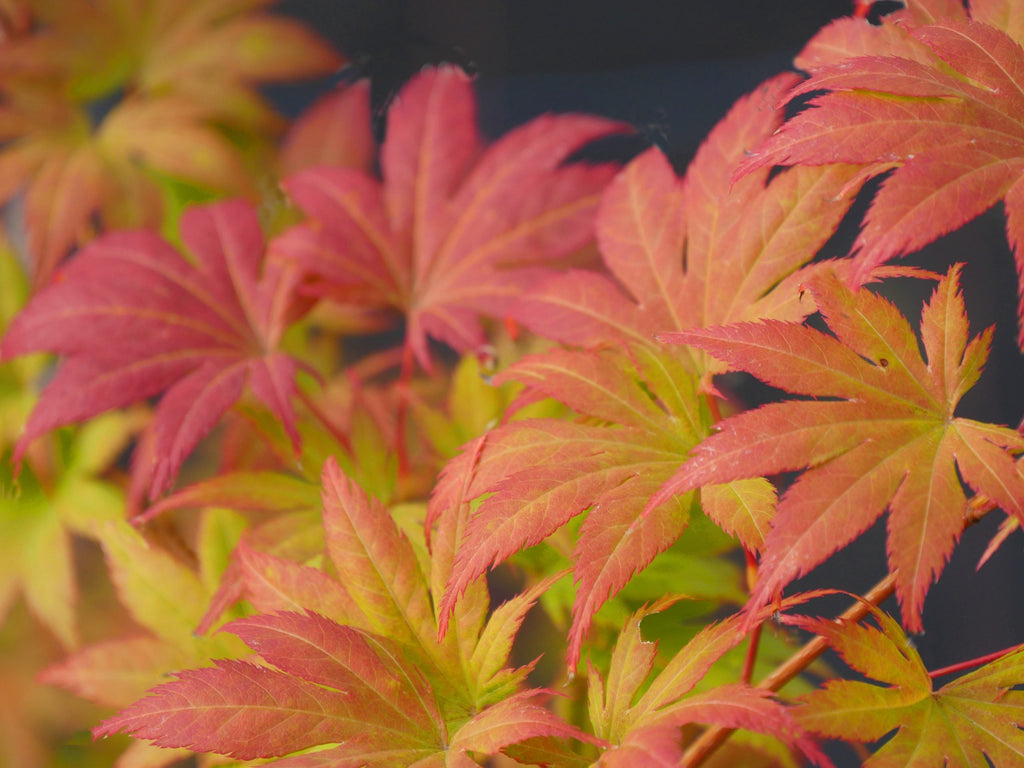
[656,265,1024,631]
[587,599,829,767]
[433,74,866,667]
[0,410,139,650]
[1,198,308,499]
[433,346,714,667]
[796,0,968,72]
[786,601,1024,766]
[1,245,143,647]
[40,517,248,710]
[95,459,594,765]
[0,0,341,284]
[278,78,376,177]
[3,89,269,286]
[196,508,326,636]
[740,12,1024,346]
[275,65,627,369]
[512,73,864,359]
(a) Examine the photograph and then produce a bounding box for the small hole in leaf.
[878,358,889,368]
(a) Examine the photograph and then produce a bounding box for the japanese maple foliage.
[1,199,309,499]
[433,73,865,667]
[0,0,341,286]
[276,65,627,369]
[657,265,1024,631]
[95,459,594,766]
[3,2,1024,767]
[740,0,1024,346]
[783,599,1024,766]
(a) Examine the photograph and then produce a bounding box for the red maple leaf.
[655,265,1024,630]
[740,10,1024,346]
[1,199,308,498]
[278,79,375,177]
[513,74,864,358]
[274,65,628,370]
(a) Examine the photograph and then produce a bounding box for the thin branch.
[929,642,1024,679]
[740,548,761,685]
[681,572,897,767]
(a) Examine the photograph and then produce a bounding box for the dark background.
[277,0,859,162]
[274,1,1024,762]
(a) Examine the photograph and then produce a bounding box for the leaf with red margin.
[741,15,1024,346]
[93,613,446,761]
[656,265,1024,630]
[224,612,445,740]
[434,347,710,667]
[40,519,249,715]
[92,658,424,760]
[96,462,591,766]
[430,77,866,664]
[196,509,325,636]
[1,199,308,498]
[588,601,830,767]
[321,457,536,713]
[233,541,367,628]
[447,690,600,768]
[512,73,865,360]
[784,601,1024,766]
[468,572,565,703]
[595,726,682,768]
[796,0,966,72]
[40,636,193,711]
[277,65,627,369]
[321,456,446,665]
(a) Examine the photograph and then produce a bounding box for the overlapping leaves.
[1,199,308,499]
[434,346,712,668]
[0,244,142,649]
[658,265,1024,630]
[512,73,864,360]
[276,65,626,369]
[0,0,341,284]
[589,599,827,767]
[787,601,1024,766]
[41,515,249,712]
[434,74,865,667]
[741,1,1024,345]
[96,459,592,765]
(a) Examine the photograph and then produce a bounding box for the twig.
[928,642,1024,679]
[680,572,897,767]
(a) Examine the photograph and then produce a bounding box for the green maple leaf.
[40,514,249,708]
[95,459,594,766]
[787,602,1024,767]
[588,598,828,767]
